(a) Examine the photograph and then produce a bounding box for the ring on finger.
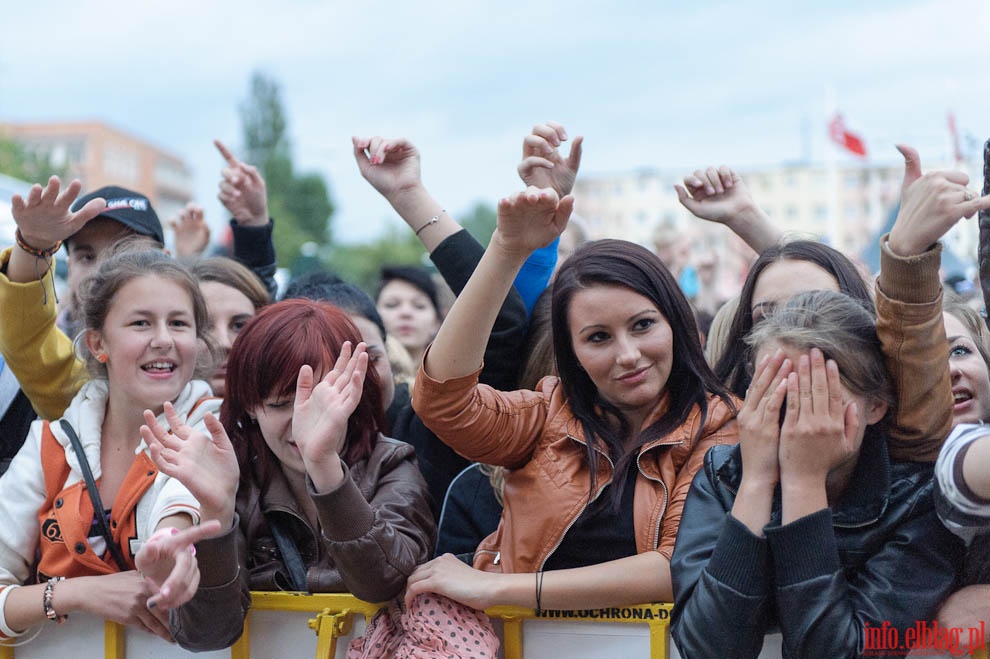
[964,189,975,201]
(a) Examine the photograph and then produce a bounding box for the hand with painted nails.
[351,136,423,203]
[10,175,106,250]
[215,139,269,227]
[169,202,211,258]
[517,121,583,197]
[141,403,238,530]
[675,166,781,254]
[888,144,990,257]
[135,520,222,612]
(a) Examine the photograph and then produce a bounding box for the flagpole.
[825,86,839,249]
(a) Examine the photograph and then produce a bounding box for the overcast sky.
[2,0,988,244]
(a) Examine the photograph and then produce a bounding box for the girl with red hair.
[144,298,435,600]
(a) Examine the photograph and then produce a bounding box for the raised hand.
[292,342,369,491]
[11,176,106,249]
[168,202,211,258]
[517,121,583,197]
[352,136,423,202]
[674,166,781,254]
[134,520,223,611]
[215,139,269,226]
[674,166,755,224]
[888,145,990,257]
[141,403,238,529]
[492,187,574,257]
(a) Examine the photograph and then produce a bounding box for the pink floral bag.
[347,593,499,659]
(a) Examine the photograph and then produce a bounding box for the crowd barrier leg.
[310,609,355,659]
[105,621,124,658]
[500,614,524,659]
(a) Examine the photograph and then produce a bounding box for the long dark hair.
[714,240,874,398]
[220,299,385,491]
[551,239,732,502]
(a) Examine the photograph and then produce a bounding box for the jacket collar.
[564,390,682,450]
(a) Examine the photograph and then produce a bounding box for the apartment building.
[0,121,193,222]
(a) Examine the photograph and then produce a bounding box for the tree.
[459,202,497,246]
[238,71,335,266]
[326,224,426,293]
[0,134,66,183]
[323,201,497,292]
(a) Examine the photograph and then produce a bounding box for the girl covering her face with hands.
[670,290,965,659]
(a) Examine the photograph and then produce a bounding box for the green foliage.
[325,224,428,293]
[0,135,66,183]
[238,71,335,266]
[459,201,497,246]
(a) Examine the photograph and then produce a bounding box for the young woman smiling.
[404,187,737,611]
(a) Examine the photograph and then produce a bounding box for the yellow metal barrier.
[232,592,672,659]
[232,592,387,659]
[0,592,984,658]
[486,602,673,659]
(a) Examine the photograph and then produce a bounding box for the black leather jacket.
[671,433,965,659]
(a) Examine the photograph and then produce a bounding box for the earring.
[96,353,107,364]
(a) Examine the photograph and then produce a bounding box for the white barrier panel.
[2,613,228,659]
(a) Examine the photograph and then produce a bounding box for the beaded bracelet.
[15,228,61,259]
[43,576,67,624]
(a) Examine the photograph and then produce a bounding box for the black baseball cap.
[69,186,165,246]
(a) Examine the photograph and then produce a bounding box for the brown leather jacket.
[875,235,953,462]
[236,435,435,602]
[413,367,738,573]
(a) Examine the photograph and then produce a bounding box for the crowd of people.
[0,121,986,658]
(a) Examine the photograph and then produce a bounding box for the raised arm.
[353,136,461,253]
[354,135,528,389]
[7,176,106,284]
[169,203,211,259]
[675,166,782,254]
[422,188,572,381]
[215,139,278,299]
[878,145,990,461]
[0,177,103,419]
[513,121,584,314]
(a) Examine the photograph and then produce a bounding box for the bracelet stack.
[14,228,61,259]
[43,576,67,624]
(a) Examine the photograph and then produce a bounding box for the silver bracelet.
[414,211,444,237]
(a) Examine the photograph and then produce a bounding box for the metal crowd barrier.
[0,592,985,658]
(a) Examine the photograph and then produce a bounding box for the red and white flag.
[828,113,867,158]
